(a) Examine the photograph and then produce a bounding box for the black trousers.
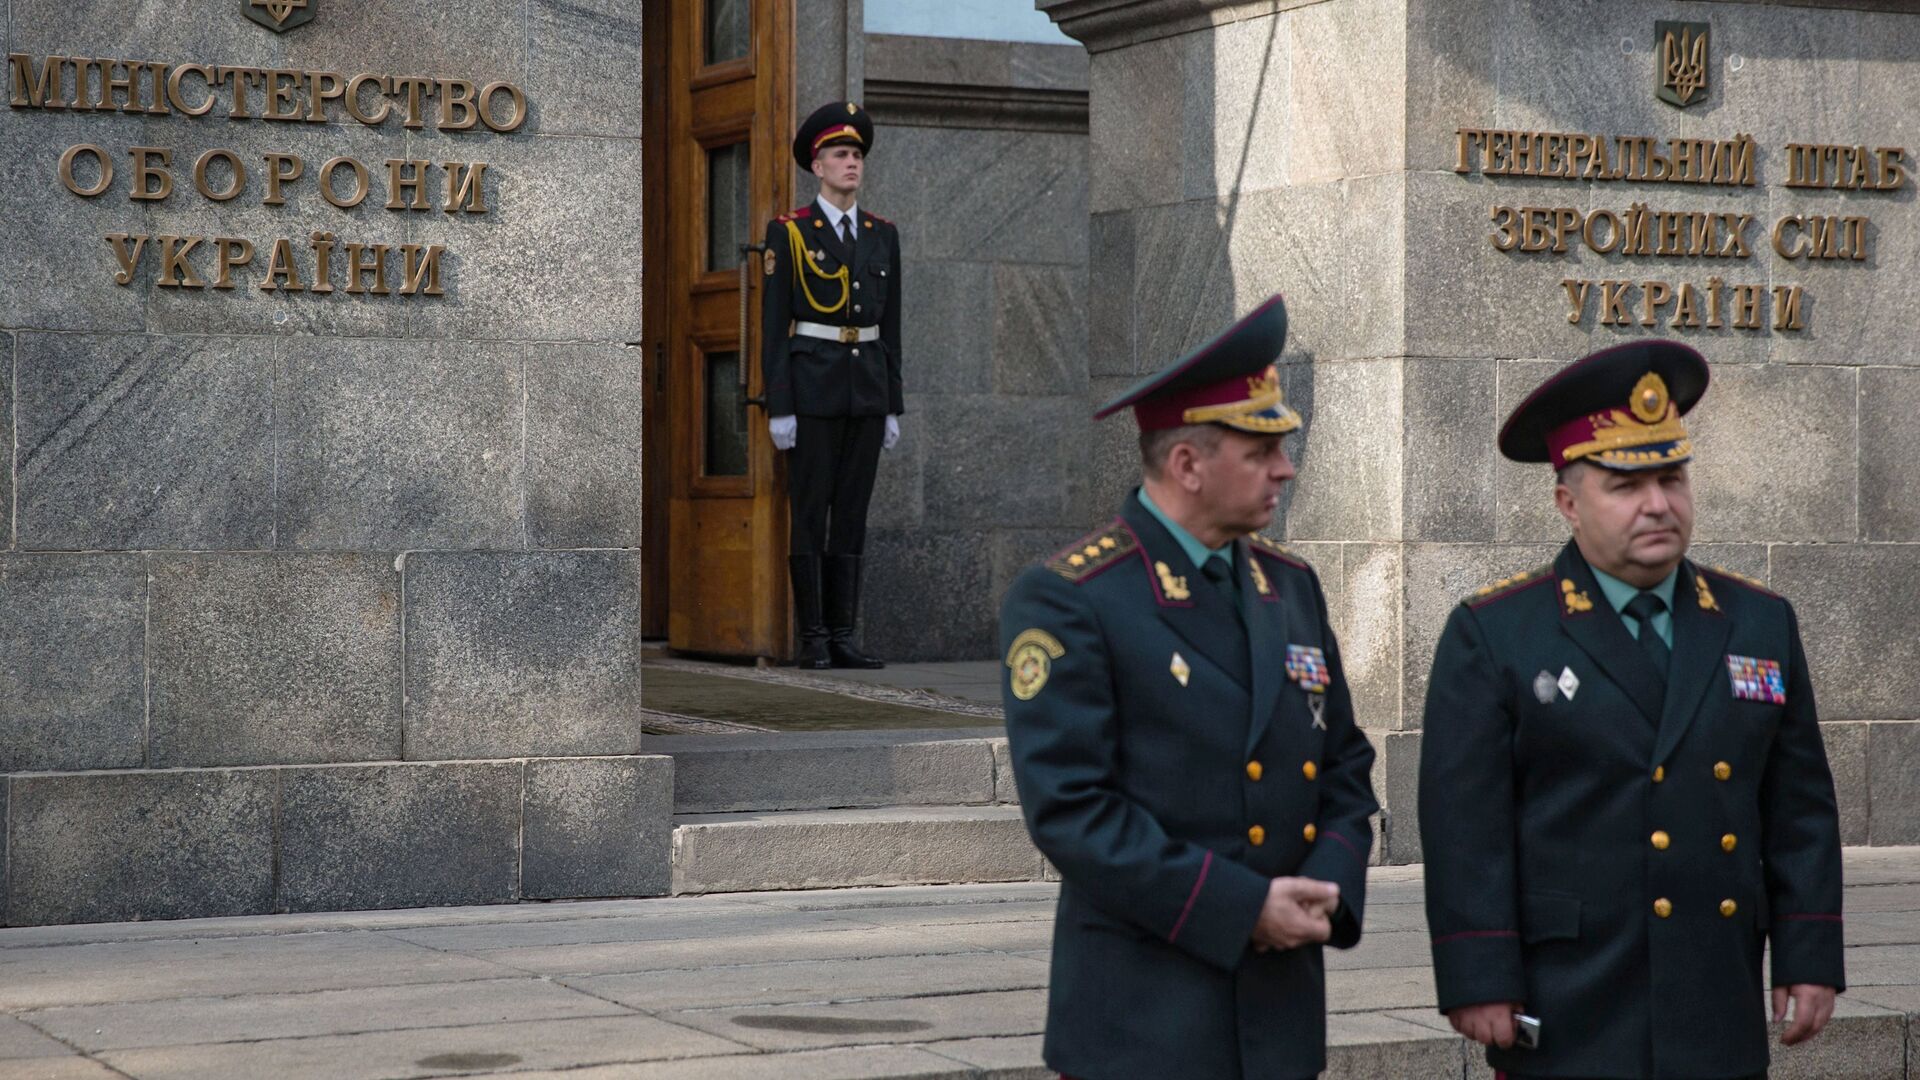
[788,415,884,557]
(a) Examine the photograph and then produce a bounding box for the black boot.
[789,555,832,670]
[825,555,886,669]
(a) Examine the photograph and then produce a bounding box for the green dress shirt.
[1590,564,1678,648]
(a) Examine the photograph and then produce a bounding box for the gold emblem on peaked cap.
[847,102,858,114]
[1631,372,1671,424]
[1007,629,1065,701]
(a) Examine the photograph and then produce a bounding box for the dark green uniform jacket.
[1000,493,1379,1080]
[1420,540,1845,1079]
[759,205,904,418]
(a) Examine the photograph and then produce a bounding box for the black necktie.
[1624,591,1671,676]
[839,217,854,249]
[1202,556,1239,607]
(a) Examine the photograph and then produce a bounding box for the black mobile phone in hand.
[1513,1013,1541,1050]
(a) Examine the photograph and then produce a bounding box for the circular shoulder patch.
[1006,628,1066,701]
[763,247,777,276]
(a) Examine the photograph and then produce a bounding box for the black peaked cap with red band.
[794,101,874,169]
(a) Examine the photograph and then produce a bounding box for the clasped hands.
[1252,877,1340,952]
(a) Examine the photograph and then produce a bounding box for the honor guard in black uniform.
[1420,341,1845,1079]
[999,296,1380,1080]
[762,100,902,669]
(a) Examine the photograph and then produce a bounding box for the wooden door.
[644,0,794,659]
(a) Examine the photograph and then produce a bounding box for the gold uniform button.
[1653,766,1665,783]
[1722,833,1738,852]
[1246,761,1264,781]
[1302,761,1318,781]
[1720,899,1738,918]
[1654,898,1673,918]
[1303,824,1318,842]
[1651,830,1671,851]
[1248,825,1266,846]
[1714,761,1732,781]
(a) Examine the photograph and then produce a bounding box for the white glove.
[883,415,901,451]
[770,415,797,451]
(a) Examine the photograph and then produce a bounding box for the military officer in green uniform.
[1420,341,1844,1079]
[761,100,902,669]
[999,296,1380,1080]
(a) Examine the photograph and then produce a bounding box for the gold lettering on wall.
[1461,124,1909,335]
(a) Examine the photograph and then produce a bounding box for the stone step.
[648,728,1014,814]
[671,805,1044,895]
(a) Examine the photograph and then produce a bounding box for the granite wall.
[1042,0,1920,862]
[0,0,663,925]
[856,31,1095,661]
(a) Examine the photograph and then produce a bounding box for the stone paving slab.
[567,951,1050,1013]
[0,1015,69,1061]
[31,979,629,1053]
[93,1015,750,1080]
[0,853,1912,1079]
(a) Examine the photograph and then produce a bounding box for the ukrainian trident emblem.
[1656,21,1709,108]
[245,0,315,32]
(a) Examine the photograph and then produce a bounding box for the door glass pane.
[707,142,750,272]
[705,351,749,477]
[705,0,750,65]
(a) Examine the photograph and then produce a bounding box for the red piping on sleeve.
[1168,850,1213,943]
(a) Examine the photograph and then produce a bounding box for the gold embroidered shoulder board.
[1048,525,1137,583]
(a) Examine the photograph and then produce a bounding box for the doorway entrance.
[641,0,795,662]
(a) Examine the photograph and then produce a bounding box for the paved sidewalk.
[1,850,1915,1079]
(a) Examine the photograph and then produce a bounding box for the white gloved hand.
[883,415,901,451]
[770,415,797,451]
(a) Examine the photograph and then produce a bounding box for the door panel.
[647,0,793,659]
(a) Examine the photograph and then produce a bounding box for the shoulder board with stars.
[1699,563,1779,599]
[866,211,893,226]
[775,206,814,223]
[1245,533,1308,569]
[1465,565,1554,609]
[1047,525,1136,583]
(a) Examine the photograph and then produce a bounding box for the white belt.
[793,321,879,344]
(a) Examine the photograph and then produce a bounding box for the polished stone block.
[526,343,642,549]
[1771,544,1920,722]
[276,339,524,550]
[1866,721,1920,845]
[147,553,402,767]
[402,552,642,761]
[278,762,522,912]
[1403,358,1497,543]
[863,528,997,663]
[527,0,644,138]
[15,332,273,550]
[1858,368,1920,541]
[900,258,994,395]
[1686,364,1855,543]
[1284,359,1403,543]
[1285,0,1404,186]
[523,756,672,900]
[5,770,275,926]
[992,264,1088,398]
[0,554,147,772]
